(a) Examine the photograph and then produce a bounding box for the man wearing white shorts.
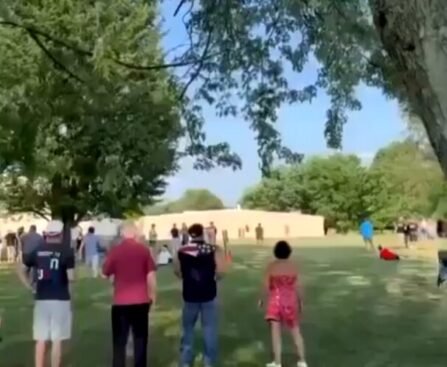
[17,220,75,367]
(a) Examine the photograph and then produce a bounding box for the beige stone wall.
[136,209,324,240]
[0,209,324,242]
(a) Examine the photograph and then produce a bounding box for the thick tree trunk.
[370,0,447,176]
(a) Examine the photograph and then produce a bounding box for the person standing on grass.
[260,241,308,367]
[79,226,101,278]
[181,223,189,246]
[17,220,75,367]
[174,223,226,367]
[359,217,374,251]
[148,224,157,248]
[102,221,157,367]
[256,223,264,245]
[21,225,45,289]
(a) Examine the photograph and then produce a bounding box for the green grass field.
[1,237,447,367]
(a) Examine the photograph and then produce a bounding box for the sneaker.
[266,363,281,367]
[297,362,308,367]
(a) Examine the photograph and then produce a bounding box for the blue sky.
[159,2,405,206]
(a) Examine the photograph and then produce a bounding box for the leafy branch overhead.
[2,0,447,178]
[0,1,241,176]
[0,0,225,224]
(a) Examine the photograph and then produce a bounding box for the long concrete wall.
[137,209,324,240]
[0,209,324,242]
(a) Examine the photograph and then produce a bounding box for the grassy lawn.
[1,238,447,366]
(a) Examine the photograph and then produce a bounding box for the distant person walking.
[359,218,374,251]
[170,223,181,256]
[148,224,158,258]
[256,224,264,245]
[181,223,189,246]
[222,229,229,251]
[79,227,101,278]
[102,222,157,367]
[206,222,217,245]
[5,230,18,264]
[17,220,75,367]
[260,241,308,367]
[174,224,226,367]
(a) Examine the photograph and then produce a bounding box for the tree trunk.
[370,0,447,176]
[51,207,75,250]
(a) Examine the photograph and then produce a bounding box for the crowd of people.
[1,219,305,367]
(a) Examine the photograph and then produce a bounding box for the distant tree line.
[145,189,225,215]
[241,140,447,232]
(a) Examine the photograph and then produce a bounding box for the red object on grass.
[380,247,399,261]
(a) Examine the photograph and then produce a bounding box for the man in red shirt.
[102,222,157,367]
[378,245,400,261]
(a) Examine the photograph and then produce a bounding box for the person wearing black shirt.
[16,220,75,367]
[174,223,226,367]
[171,224,179,239]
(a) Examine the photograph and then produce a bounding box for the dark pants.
[180,299,218,367]
[112,303,150,367]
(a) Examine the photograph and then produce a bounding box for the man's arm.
[147,271,157,305]
[16,263,33,290]
[173,256,182,279]
[214,246,227,277]
[16,252,35,291]
[258,263,271,306]
[146,251,157,304]
[65,249,75,282]
[102,249,115,278]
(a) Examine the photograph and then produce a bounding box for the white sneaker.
[297,362,308,367]
[266,363,281,367]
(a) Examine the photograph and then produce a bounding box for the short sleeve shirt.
[23,242,75,301]
[102,239,156,305]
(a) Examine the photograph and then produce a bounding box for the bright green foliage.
[242,154,387,231]
[0,1,183,223]
[164,0,395,175]
[146,189,224,214]
[165,0,447,176]
[242,144,447,231]
[370,140,445,218]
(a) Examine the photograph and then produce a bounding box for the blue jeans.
[180,299,218,367]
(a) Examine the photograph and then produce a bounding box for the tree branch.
[0,19,213,73]
[27,30,85,83]
[180,29,213,98]
[174,0,189,16]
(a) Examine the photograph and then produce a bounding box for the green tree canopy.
[370,140,445,218]
[146,189,224,214]
[0,1,182,228]
[242,144,447,232]
[3,1,447,176]
[242,154,388,231]
[0,1,241,232]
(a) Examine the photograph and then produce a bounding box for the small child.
[259,241,308,367]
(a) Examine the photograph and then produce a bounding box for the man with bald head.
[102,222,157,367]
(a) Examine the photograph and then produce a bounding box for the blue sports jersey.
[23,242,75,301]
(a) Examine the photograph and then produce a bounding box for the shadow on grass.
[1,246,447,366]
